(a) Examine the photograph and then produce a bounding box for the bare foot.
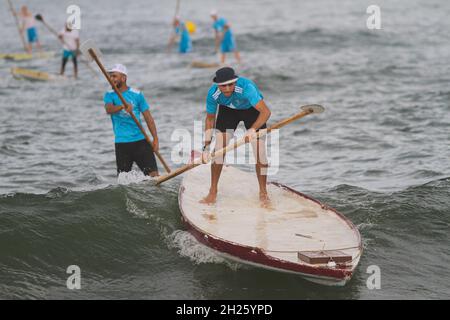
[260,192,272,209]
[200,190,217,205]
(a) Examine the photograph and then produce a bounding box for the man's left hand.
[244,128,257,143]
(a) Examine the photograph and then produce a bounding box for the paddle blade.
[79,39,103,63]
[35,14,43,21]
[301,104,325,114]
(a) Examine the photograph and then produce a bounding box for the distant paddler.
[14,5,42,54]
[58,22,80,79]
[103,64,160,177]
[167,16,192,54]
[210,10,241,64]
[201,67,271,206]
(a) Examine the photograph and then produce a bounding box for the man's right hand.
[201,144,211,164]
[123,103,132,113]
[201,151,210,164]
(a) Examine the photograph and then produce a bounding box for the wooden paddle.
[175,0,181,17]
[155,104,324,185]
[35,14,59,36]
[34,14,97,75]
[167,0,181,53]
[6,0,27,52]
[80,40,172,174]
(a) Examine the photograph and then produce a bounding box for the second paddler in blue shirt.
[210,10,241,64]
[167,16,192,54]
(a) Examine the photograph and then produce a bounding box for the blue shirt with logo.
[103,87,150,143]
[206,77,263,114]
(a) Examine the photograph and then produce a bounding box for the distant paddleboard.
[0,51,55,61]
[179,164,362,286]
[190,61,221,69]
[11,67,67,81]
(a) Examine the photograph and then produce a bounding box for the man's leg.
[200,131,231,204]
[251,136,270,207]
[26,30,32,54]
[244,107,270,206]
[234,50,241,64]
[134,140,159,177]
[115,143,133,175]
[60,56,68,75]
[36,41,42,53]
[72,54,78,79]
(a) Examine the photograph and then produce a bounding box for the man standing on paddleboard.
[103,64,160,177]
[58,22,79,79]
[210,10,241,64]
[167,16,192,54]
[201,67,271,206]
[16,6,42,54]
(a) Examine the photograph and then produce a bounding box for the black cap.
[213,67,238,85]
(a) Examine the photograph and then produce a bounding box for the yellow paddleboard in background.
[0,51,55,61]
[190,61,220,69]
[11,67,65,81]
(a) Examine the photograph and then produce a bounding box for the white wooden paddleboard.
[179,164,362,286]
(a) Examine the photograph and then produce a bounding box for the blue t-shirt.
[103,87,150,143]
[175,22,192,53]
[221,29,235,52]
[206,77,263,114]
[213,18,227,32]
[213,18,236,52]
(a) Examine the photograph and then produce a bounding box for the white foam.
[117,170,154,185]
[167,230,242,271]
[125,197,148,219]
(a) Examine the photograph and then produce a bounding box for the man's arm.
[105,103,129,114]
[204,113,216,147]
[214,30,223,53]
[201,113,216,163]
[251,100,271,131]
[167,33,177,53]
[58,32,64,44]
[142,110,159,152]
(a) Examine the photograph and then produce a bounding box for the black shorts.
[215,105,267,133]
[115,139,158,176]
